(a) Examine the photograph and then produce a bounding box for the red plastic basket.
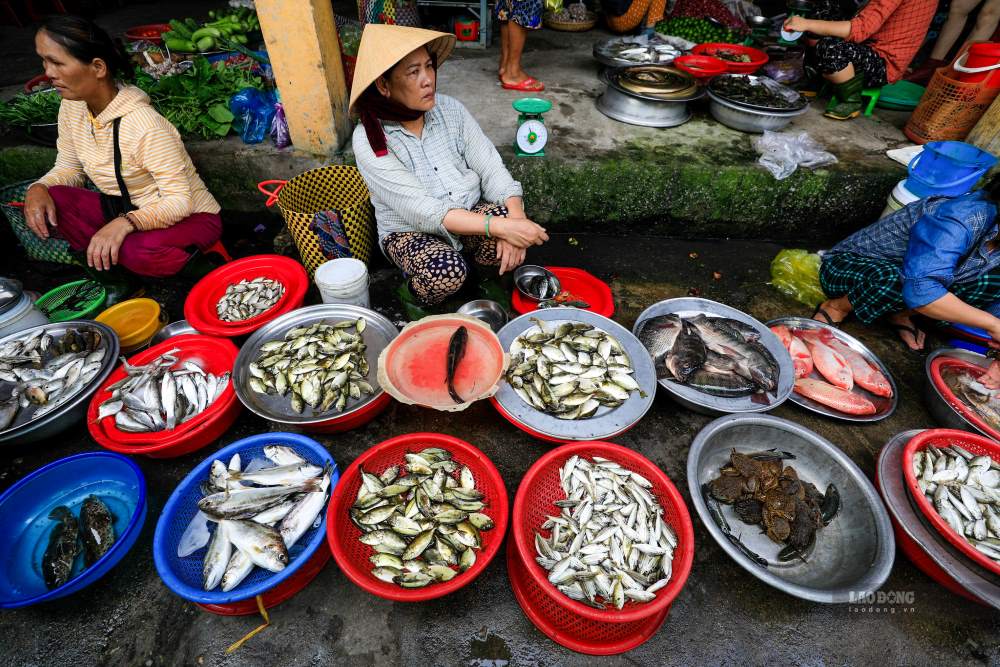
[327,433,509,601]
[692,43,768,74]
[674,55,728,79]
[511,442,694,629]
[87,335,242,458]
[928,356,1000,441]
[124,23,170,44]
[196,546,331,615]
[902,429,1000,576]
[183,255,309,338]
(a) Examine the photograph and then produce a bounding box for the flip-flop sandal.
[812,306,841,327]
[501,77,545,92]
[888,322,926,351]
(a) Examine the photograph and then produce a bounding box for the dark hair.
[39,15,132,81]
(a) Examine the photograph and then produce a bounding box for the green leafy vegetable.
[0,91,61,130]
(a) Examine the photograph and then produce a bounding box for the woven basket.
[258,166,376,277]
[544,13,597,31]
[0,180,81,266]
[905,65,1000,144]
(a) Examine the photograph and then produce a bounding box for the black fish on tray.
[637,314,779,398]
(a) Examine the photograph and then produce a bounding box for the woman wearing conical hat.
[351,25,548,307]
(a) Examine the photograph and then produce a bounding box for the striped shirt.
[35,85,220,231]
[353,93,523,250]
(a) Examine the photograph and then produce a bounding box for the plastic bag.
[770,249,826,308]
[229,87,278,144]
[754,130,838,180]
[761,47,805,84]
[270,102,291,148]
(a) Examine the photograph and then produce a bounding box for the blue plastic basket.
[906,141,998,198]
[0,451,147,608]
[153,432,338,605]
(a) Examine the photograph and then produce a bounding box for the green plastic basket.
[0,179,81,266]
[35,279,107,322]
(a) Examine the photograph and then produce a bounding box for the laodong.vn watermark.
[848,591,917,613]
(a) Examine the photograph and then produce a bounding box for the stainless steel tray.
[688,414,895,603]
[633,298,794,415]
[767,317,897,422]
[0,320,119,445]
[878,429,1000,609]
[233,304,398,425]
[494,308,656,441]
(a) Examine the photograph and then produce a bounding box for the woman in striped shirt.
[23,16,221,277]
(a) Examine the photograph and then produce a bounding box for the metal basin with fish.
[877,430,1000,609]
[768,317,897,422]
[688,414,895,603]
[234,304,397,428]
[513,265,562,302]
[633,298,793,415]
[0,321,119,446]
[492,308,655,442]
[925,347,1000,440]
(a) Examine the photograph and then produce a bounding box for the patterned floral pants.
[382,203,507,305]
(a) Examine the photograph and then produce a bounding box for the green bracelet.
[484,213,494,238]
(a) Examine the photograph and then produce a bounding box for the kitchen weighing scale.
[512,97,552,157]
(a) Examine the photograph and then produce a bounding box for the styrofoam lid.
[315,258,367,285]
[895,179,921,205]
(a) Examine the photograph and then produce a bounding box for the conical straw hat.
[348,25,456,113]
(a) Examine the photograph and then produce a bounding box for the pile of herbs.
[135,56,265,139]
[0,91,61,132]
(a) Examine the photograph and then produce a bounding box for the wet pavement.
[2,232,999,666]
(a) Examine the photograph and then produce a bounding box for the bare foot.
[814,297,851,326]
[887,311,925,351]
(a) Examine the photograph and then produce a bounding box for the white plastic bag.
[754,131,838,180]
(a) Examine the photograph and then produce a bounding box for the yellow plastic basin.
[96,298,164,351]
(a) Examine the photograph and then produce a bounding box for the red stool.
[205,240,233,262]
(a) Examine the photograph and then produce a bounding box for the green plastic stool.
[822,83,881,116]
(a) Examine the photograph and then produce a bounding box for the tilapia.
[42,506,80,589]
[216,277,285,322]
[794,378,876,415]
[770,325,813,379]
[665,322,707,383]
[822,336,892,398]
[79,495,116,566]
[796,333,852,391]
[682,315,779,392]
[636,314,682,379]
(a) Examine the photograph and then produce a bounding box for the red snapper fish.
[770,325,813,379]
[822,337,893,398]
[794,378,877,415]
[796,332,853,391]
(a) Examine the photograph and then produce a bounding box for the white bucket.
[0,293,49,340]
[880,179,921,218]
[315,258,370,308]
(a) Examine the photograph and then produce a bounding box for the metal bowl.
[707,90,808,133]
[457,300,508,333]
[878,430,1000,609]
[149,319,198,347]
[923,347,997,436]
[233,304,398,426]
[493,308,656,441]
[688,414,895,603]
[597,85,694,128]
[632,298,794,415]
[767,317,897,422]
[513,265,561,302]
[0,321,119,445]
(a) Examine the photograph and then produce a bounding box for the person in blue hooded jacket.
[814,175,1000,376]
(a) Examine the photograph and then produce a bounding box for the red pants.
[49,185,222,277]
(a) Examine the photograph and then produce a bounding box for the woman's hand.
[496,239,526,275]
[494,217,548,248]
[87,217,134,271]
[783,16,810,33]
[24,184,57,240]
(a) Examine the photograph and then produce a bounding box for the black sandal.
[812,306,841,328]
[888,322,926,352]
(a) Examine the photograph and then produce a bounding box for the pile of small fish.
[518,273,561,301]
[638,313,779,398]
[96,349,230,433]
[598,37,680,64]
[506,319,641,420]
[942,367,1000,431]
[0,327,107,432]
[771,325,892,416]
[216,277,285,322]
[912,442,1000,563]
[187,445,332,592]
[349,447,493,588]
[42,496,116,589]
[533,455,677,609]
[705,449,839,565]
[248,319,374,415]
